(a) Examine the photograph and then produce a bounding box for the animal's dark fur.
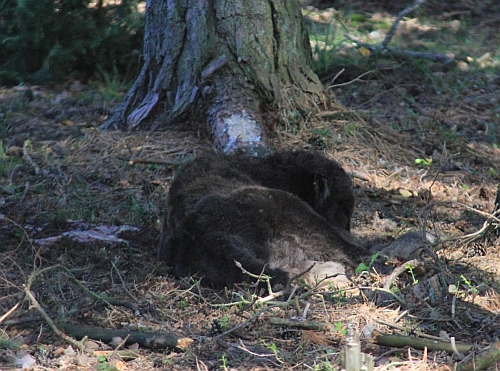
[160,150,364,288]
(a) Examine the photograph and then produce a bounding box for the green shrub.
[0,0,144,85]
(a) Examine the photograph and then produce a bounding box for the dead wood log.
[269,317,330,331]
[372,331,472,354]
[344,0,454,64]
[61,322,193,352]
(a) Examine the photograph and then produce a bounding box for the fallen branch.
[372,331,473,354]
[374,318,444,341]
[381,0,426,48]
[212,281,333,340]
[361,286,406,306]
[0,302,20,325]
[21,264,148,351]
[420,201,500,246]
[24,267,85,352]
[286,262,316,292]
[345,35,454,64]
[345,0,454,64]
[61,323,192,351]
[326,69,376,87]
[269,317,330,331]
[125,156,194,167]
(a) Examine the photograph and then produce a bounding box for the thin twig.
[235,260,275,294]
[236,339,283,365]
[20,181,30,203]
[0,302,20,325]
[212,304,280,340]
[9,164,21,184]
[359,286,406,305]
[286,262,316,291]
[327,69,376,88]
[320,68,345,84]
[124,156,194,167]
[22,140,40,175]
[111,260,139,302]
[381,0,426,48]
[374,319,444,341]
[24,267,85,351]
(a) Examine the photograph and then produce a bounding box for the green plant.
[355,252,379,274]
[219,315,230,331]
[323,285,346,305]
[348,13,366,24]
[313,356,336,371]
[0,141,22,178]
[406,264,419,284]
[333,321,346,336]
[311,128,335,149]
[460,275,479,296]
[262,340,284,364]
[220,354,228,370]
[415,157,432,166]
[308,16,349,75]
[95,65,131,102]
[343,122,357,136]
[175,299,190,309]
[488,167,498,178]
[97,355,118,371]
[127,194,157,225]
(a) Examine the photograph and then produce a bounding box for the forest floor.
[1,1,500,370]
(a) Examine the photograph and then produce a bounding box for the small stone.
[6,146,23,157]
[84,340,100,351]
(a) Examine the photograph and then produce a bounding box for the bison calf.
[160,150,364,288]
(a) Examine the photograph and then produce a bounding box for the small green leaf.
[415,158,432,166]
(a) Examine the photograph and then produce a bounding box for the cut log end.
[211,109,271,155]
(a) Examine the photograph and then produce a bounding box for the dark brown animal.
[160,150,363,288]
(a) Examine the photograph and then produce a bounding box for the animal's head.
[312,171,354,230]
[280,150,355,231]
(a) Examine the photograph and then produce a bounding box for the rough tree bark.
[102,0,324,153]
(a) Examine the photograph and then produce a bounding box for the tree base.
[101,0,324,153]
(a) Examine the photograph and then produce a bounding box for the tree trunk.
[102,0,324,153]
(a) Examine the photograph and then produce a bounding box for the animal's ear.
[313,174,330,206]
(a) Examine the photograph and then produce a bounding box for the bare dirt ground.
[1,2,500,370]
